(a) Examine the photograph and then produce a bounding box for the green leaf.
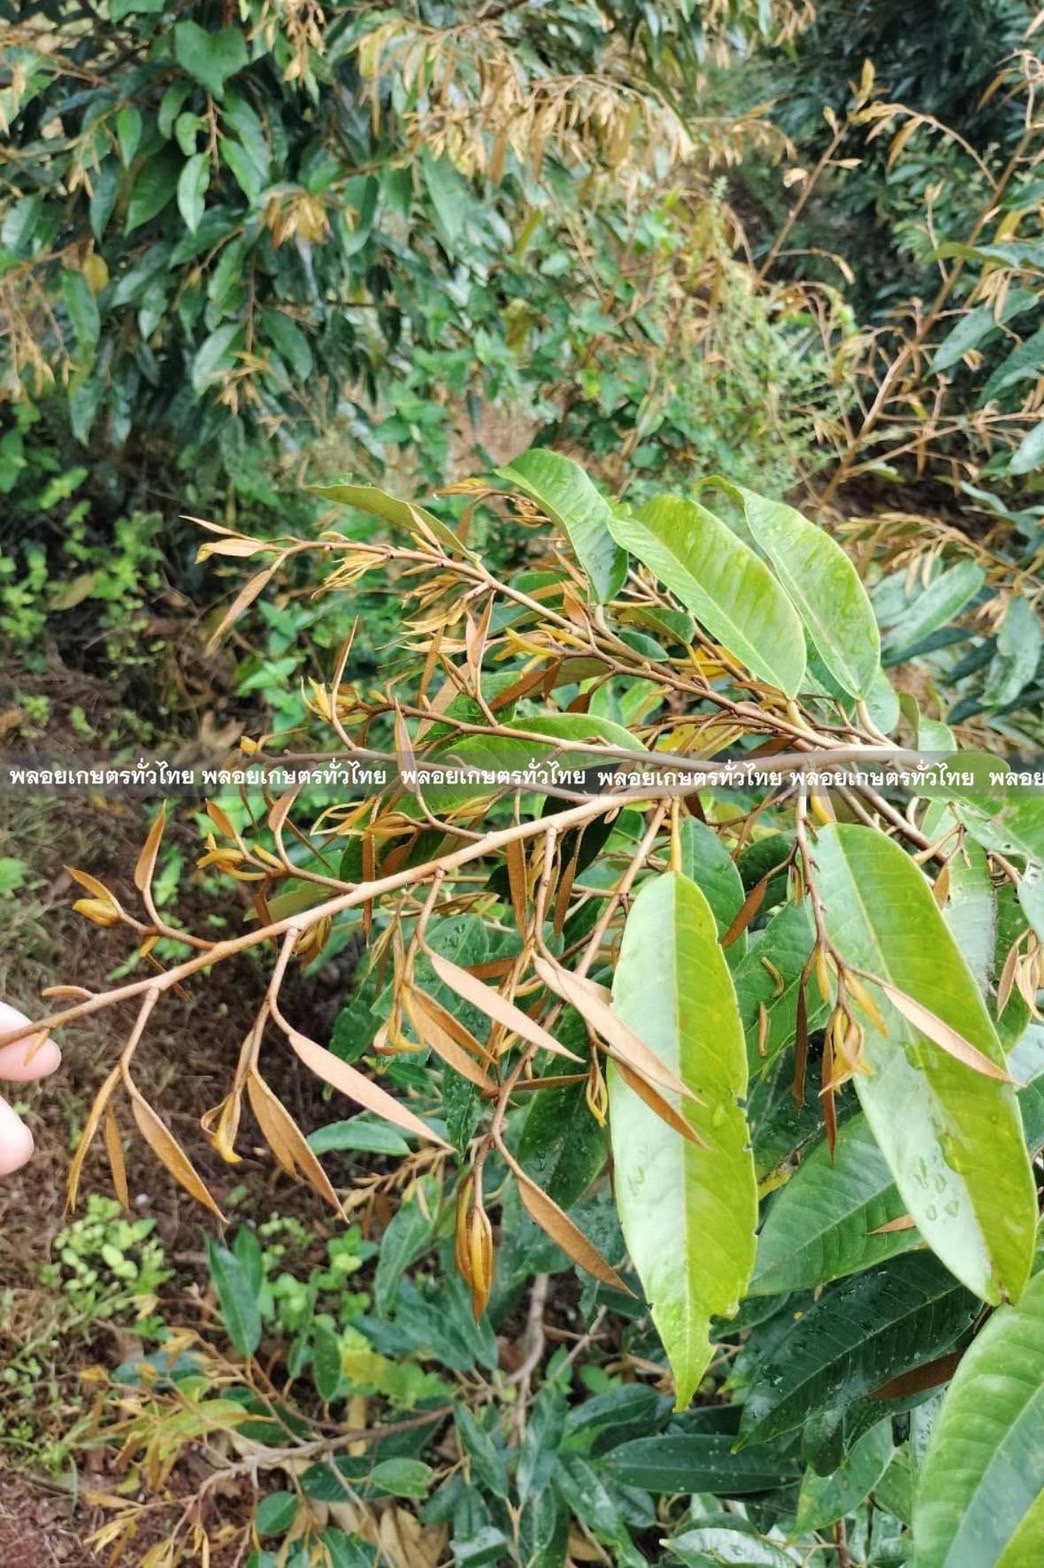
[177,152,210,235]
[795,1418,894,1532]
[959,797,1044,865]
[677,818,747,961]
[206,1236,262,1356]
[1018,866,1044,943]
[931,293,1037,373]
[373,1182,439,1316]
[497,449,627,602]
[311,1322,343,1402]
[124,149,180,232]
[914,1269,1044,1568]
[61,270,101,353]
[980,325,1044,403]
[563,1385,669,1455]
[922,802,995,996]
[308,481,469,559]
[881,561,985,663]
[370,1458,433,1498]
[751,1114,921,1296]
[607,496,806,695]
[1009,420,1044,476]
[454,1405,510,1501]
[191,322,243,396]
[308,1117,411,1156]
[707,481,880,698]
[667,1523,798,1567]
[738,1254,977,1449]
[733,900,819,1071]
[517,1082,606,1210]
[262,310,313,382]
[174,22,248,101]
[604,1424,800,1494]
[517,1385,566,1504]
[609,872,757,1408]
[983,596,1042,709]
[115,104,143,168]
[255,1491,298,1537]
[815,823,1037,1304]
[222,138,263,202]
[420,148,472,254]
[89,161,121,242]
[232,1225,264,1298]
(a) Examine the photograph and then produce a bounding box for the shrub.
[11,450,1043,1565]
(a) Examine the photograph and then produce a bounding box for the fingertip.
[31,1037,62,1076]
[0,1034,62,1081]
[0,1099,34,1176]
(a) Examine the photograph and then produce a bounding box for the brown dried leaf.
[267,786,301,835]
[505,837,529,936]
[205,562,278,652]
[533,955,694,1100]
[425,950,581,1063]
[285,1026,450,1148]
[68,1066,120,1210]
[104,1106,130,1212]
[246,1071,341,1209]
[871,1351,962,1400]
[206,800,238,839]
[126,1086,224,1220]
[134,807,167,895]
[513,1166,630,1293]
[721,875,767,950]
[612,1060,704,1146]
[65,865,118,902]
[403,989,494,1092]
[792,973,809,1108]
[997,937,1020,1019]
[870,976,1013,1081]
[868,1214,918,1235]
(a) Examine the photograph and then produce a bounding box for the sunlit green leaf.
[610,872,757,1408]
[497,449,628,602]
[914,1269,1044,1568]
[814,824,1037,1304]
[706,480,880,697]
[608,495,806,695]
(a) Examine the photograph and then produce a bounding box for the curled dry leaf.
[125,1082,224,1220]
[133,806,167,895]
[200,1088,244,1166]
[246,1071,341,1210]
[285,1025,450,1148]
[403,988,495,1093]
[425,949,581,1063]
[533,954,695,1100]
[870,975,1014,1082]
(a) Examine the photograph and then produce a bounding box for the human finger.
[0,1093,35,1176]
[0,1002,61,1081]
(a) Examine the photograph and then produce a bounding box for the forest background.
[1,4,1043,1568]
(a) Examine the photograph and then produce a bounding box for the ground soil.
[0,648,369,1565]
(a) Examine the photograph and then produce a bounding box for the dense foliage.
[8,451,1040,1567]
[3,4,1044,1566]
